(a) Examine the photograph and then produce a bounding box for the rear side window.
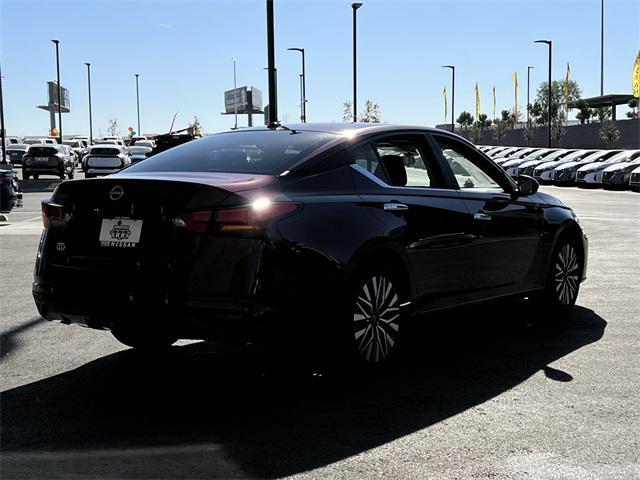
[125,130,337,175]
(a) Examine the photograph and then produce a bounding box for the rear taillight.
[41,200,69,228]
[179,210,213,233]
[178,198,298,234]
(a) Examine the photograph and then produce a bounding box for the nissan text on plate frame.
[33,123,588,365]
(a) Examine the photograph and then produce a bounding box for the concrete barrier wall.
[478,118,639,149]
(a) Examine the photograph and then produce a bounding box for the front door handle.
[473,212,492,221]
[384,203,409,212]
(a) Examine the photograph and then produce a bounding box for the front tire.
[536,237,582,312]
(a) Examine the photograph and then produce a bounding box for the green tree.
[600,120,620,148]
[627,98,638,119]
[574,99,593,125]
[342,101,353,122]
[533,79,582,126]
[594,107,611,123]
[456,111,474,138]
[471,114,492,143]
[359,99,382,123]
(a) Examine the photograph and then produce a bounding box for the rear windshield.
[90,147,121,155]
[125,130,337,175]
[128,147,151,154]
[28,146,58,156]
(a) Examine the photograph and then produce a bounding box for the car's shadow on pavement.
[1,302,606,479]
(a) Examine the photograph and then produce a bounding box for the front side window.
[435,137,507,192]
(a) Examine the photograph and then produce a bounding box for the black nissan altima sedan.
[33,123,588,365]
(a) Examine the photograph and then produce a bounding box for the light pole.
[352,2,362,123]
[287,47,306,122]
[600,0,604,95]
[51,39,62,143]
[266,0,278,125]
[134,74,141,136]
[534,40,552,147]
[0,64,6,164]
[85,63,93,144]
[232,58,238,129]
[442,65,455,132]
[527,65,534,123]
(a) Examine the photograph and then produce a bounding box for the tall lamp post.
[85,63,93,144]
[527,65,534,123]
[0,64,6,164]
[232,58,238,129]
[51,39,62,143]
[534,40,552,147]
[287,47,306,123]
[352,2,362,123]
[600,0,604,95]
[134,74,141,136]
[442,65,455,132]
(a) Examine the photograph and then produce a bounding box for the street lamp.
[134,74,141,136]
[51,39,62,143]
[232,58,238,129]
[442,65,455,132]
[85,63,93,144]
[287,47,306,122]
[600,0,604,96]
[352,2,362,123]
[534,40,552,147]
[0,63,6,164]
[527,65,534,123]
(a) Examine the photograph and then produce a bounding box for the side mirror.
[516,175,539,196]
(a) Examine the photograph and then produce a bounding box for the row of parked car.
[3,136,154,179]
[478,145,640,191]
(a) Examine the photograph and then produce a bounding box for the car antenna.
[268,122,298,134]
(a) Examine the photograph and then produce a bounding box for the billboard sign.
[224,86,262,114]
[47,81,70,110]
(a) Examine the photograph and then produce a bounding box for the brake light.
[217,199,298,232]
[41,200,69,228]
[179,210,213,233]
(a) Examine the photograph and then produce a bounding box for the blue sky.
[1,0,638,137]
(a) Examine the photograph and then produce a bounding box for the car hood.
[535,160,561,170]
[631,165,640,174]
[577,162,610,172]
[604,162,639,172]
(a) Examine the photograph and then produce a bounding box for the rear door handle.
[473,212,492,221]
[384,203,409,212]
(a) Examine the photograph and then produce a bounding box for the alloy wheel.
[554,244,580,305]
[353,275,400,363]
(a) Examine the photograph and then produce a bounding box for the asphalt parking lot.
[1,183,638,479]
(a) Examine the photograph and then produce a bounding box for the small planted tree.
[600,120,620,148]
[360,100,382,123]
[626,98,638,119]
[342,101,353,122]
[456,111,474,138]
[107,119,119,137]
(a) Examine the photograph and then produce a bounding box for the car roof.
[224,122,450,137]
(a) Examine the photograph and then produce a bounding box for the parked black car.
[22,144,75,180]
[0,166,23,215]
[33,124,588,365]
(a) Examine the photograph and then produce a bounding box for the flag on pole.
[564,62,571,112]
[443,87,448,122]
[512,72,519,120]
[492,86,496,119]
[633,50,640,98]
[475,83,481,118]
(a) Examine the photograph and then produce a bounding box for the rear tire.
[343,264,407,367]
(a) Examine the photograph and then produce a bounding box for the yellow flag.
[443,87,448,121]
[633,50,640,98]
[492,86,496,119]
[564,62,571,111]
[512,72,519,119]
[475,83,481,118]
